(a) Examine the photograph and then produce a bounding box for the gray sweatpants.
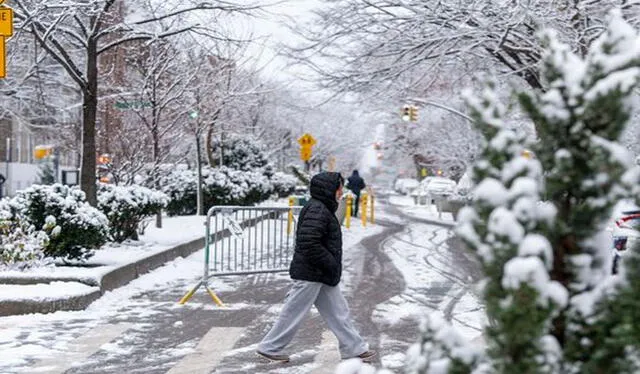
[258,280,368,359]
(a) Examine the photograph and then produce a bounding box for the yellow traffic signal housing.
[409,106,418,122]
[401,105,411,121]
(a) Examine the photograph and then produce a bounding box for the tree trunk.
[152,125,162,228]
[81,38,99,206]
[195,132,204,216]
[206,124,216,166]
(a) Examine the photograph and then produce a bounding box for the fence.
[179,205,302,306]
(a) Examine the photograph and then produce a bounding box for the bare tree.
[14,0,262,205]
[289,0,640,95]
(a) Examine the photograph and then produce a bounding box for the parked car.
[421,177,457,197]
[394,178,420,195]
[611,209,640,274]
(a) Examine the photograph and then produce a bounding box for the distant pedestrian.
[347,170,366,217]
[256,172,376,363]
[0,172,5,199]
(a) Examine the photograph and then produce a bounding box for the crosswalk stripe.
[310,330,340,374]
[30,323,134,374]
[165,327,244,374]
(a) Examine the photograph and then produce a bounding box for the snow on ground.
[388,194,455,223]
[0,215,209,302]
[0,200,291,302]
[0,191,486,373]
[371,201,486,372]
[0,212,383,372]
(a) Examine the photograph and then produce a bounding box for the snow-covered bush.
[210,133,274,175]
[269,172,298,197]
[404,11,640,374]
[160,166,274,216]
[97,184,169,242]
[0,204,52,270]
[4,184,108,261]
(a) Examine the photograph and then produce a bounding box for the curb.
[0,211,277,317]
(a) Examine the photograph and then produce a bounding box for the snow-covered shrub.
[160,166,274,215]
[409,11,640,374]
[270,172,298,197]
[219,167,273,205]
[210,133,274,175]
[97,184,169,242]
[0,204,52,270]
[4,184,108,261]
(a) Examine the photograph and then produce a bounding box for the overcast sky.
[237,0,323,84]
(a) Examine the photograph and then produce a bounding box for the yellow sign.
[0,8,12,37]
[34,145,53,160]
[300,147,312,161]
[297,133,316,147]
[0,36,4,79]
[421,168,427,177]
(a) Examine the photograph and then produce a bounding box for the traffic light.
[409,106,418,122]
[401,105,418,122]
[402,105,411,121]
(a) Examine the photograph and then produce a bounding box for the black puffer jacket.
[289,172,343,286]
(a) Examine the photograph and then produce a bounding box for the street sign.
[0,36,5,78]
[297,133,316,147]
[0,8,12,37]
[298,133,316,162]
[34,145,53,160]
[300,147,312,161]
[223,214,245,240]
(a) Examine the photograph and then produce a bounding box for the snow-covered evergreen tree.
[404,9,640,374]
[209,134,273,175]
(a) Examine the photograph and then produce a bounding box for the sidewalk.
[0,209,285,316]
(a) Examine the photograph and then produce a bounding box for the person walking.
[257,172,376,363]
[0,172,5,199]
[347,170,366,217]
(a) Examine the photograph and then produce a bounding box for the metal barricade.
[179,205,302,306]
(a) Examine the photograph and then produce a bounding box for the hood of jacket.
[309,172,342,213]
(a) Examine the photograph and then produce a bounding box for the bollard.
[345,195,352,229]
[287,196,295,235]
[361,192,368,227]
[370,194,375,224]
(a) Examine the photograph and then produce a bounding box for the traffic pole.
[287,196,295,235]
[361,192,368,227]
[345,195,352,229]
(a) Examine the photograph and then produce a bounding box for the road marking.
[166,327,244,374]
[30,323,133,374]
[310,330,340,374]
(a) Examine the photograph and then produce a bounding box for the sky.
[223,0,324,85]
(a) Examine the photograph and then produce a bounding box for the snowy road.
[0,200,486,374]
